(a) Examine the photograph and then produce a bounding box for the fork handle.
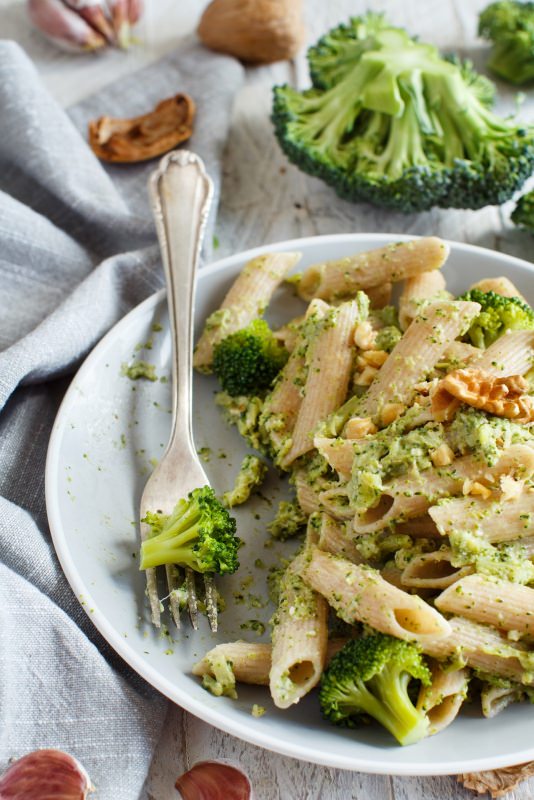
[149,151,214,455]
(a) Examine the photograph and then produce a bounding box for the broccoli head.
[320,634,431,745]
[213,319,289,397]
[140,486,240,575]
[272,13,534,212]
[479,1,534,85]
[458,289,534,348]
[512,188,534,233]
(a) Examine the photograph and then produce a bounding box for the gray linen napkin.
[0,39,244,798]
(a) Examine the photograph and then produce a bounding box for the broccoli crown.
[319,634,431,745]
[479,1,534,84]
[458,289,534,347]
[213,319,289,397]
[140,486,240,575]
[512,189,534,233]
[272,13,534,212]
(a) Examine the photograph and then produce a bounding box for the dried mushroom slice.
[88,93,195,163]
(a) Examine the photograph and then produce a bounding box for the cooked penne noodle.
[417,662,470,735]
[398,270,448,330]
[442,340,481,366]
[366,282,392,309]
[424,617,534,685]
[429,492,534,544]
[435,574,534,634]
[481,683,525,719]
[358,300,480,419]
[469,276,527,302]
[475,330,534,377]
[193,251,301,370]
[297,237,449,302]
[269,519,328,709]
[316,512,364,563]
[281,301,362,466]
[299,547,451,643]
[401,550,473,590]
[395,516,440,538]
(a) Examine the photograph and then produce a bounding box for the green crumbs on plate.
[121,360,158,381]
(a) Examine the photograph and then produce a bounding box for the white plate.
[46,233,534,776]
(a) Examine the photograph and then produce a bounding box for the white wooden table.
[2,0,534,797]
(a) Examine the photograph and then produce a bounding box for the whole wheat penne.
[281,300,362,467]
[399,271,448,330]
[417,662,470,735]
[193,639,348,688]
[442,340,481,366]
[263,299,329,456]
[401,550,473,590]
[469,276,527,302]
[358,301,480,419]
[299,547,451,643]
[297,237,449,302]
[270,522,329,709]
[429,492,534,544]
[193,251,301,370]
[475,330,534,377]
[424,617,534,685]
[436,574,534,635]
[395,516,440,538]
[481,683,525,719]
[366,282,392,309]
[316,512,364,563]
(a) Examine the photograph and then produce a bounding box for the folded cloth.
[0,39,244,799]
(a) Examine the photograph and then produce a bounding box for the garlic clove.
[88,93,196,163]
[62,0,116,44]
[108,0,131,48]
[175,761,252,800]
[127,0,143,25]
[28,0,107,52]
[0,749,94,800]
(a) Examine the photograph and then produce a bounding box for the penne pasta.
[297,237,449,302]
[435,574,534,634]
[417,662,470,735]
[193,251,301,370]
[398,270,448,330]
[401,550,473,590]
[469,276,527,302]
[475,330,534,377]
[299,546,451,643]
[315,511,364,563]
[429,492,534,545]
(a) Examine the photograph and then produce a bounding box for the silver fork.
[140,150,215,631]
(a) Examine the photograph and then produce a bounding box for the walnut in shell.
[197,0,304,64]
[88,94,195,163]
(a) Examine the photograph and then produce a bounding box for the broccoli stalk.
[458,289,534,348]
[272,13,534,212]
[213,319,289,397]
[140,486,240,574]
[512,189,534,234]
[320,634,431,746]
[479,1,534,85]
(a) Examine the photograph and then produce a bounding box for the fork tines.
[146,566,217,632]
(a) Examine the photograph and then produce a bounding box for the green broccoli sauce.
[121,360,157,382]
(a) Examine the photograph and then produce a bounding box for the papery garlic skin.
[108,0,131,48]
[63,0,115,43]
[127,0,143,25]
[175,760,253,800]
[28,0,107,52]
[0,749,94,800]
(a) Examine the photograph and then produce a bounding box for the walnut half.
[431,368,534,423]
[88,94,195,163]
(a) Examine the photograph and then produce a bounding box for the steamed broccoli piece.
[215,392,271,455]
[479,1,534,85]
[272,13,534,212]
[267,500,307,540]
[448,407,533,467]
[140,486,240,574]
[198,652,238,699]
[223,454,268,508]
[512,188,534,233]
[458,289,534,348]
[319,634,431,745]
[213,319,289,397]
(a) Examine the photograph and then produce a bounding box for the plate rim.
[46,231,534,776]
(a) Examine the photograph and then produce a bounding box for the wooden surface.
[2,0,534,797]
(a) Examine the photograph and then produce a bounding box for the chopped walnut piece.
[380,403,405,426]
[362,349,389,368]
[463,479,492,499]
[500,475,524,502]
[353,321,376,350]
[354,365,378,386]
[458,762,534,797]
[430,443,455,467]
[344,417,377,439]
[88,93,195,163]
[432,368,534,423]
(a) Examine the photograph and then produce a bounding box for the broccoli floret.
[140,486,240,575]
[272,13,534,212]
[213,319,289,397]
[448,407,533,467]
[267,500,307,540]
[448,527,534,585]
[374,325,402,352]
[458,289,534,348]
[512,188,534,233]
[223,454,268,508]
[479,1,534,85]
[319,634,431,745]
